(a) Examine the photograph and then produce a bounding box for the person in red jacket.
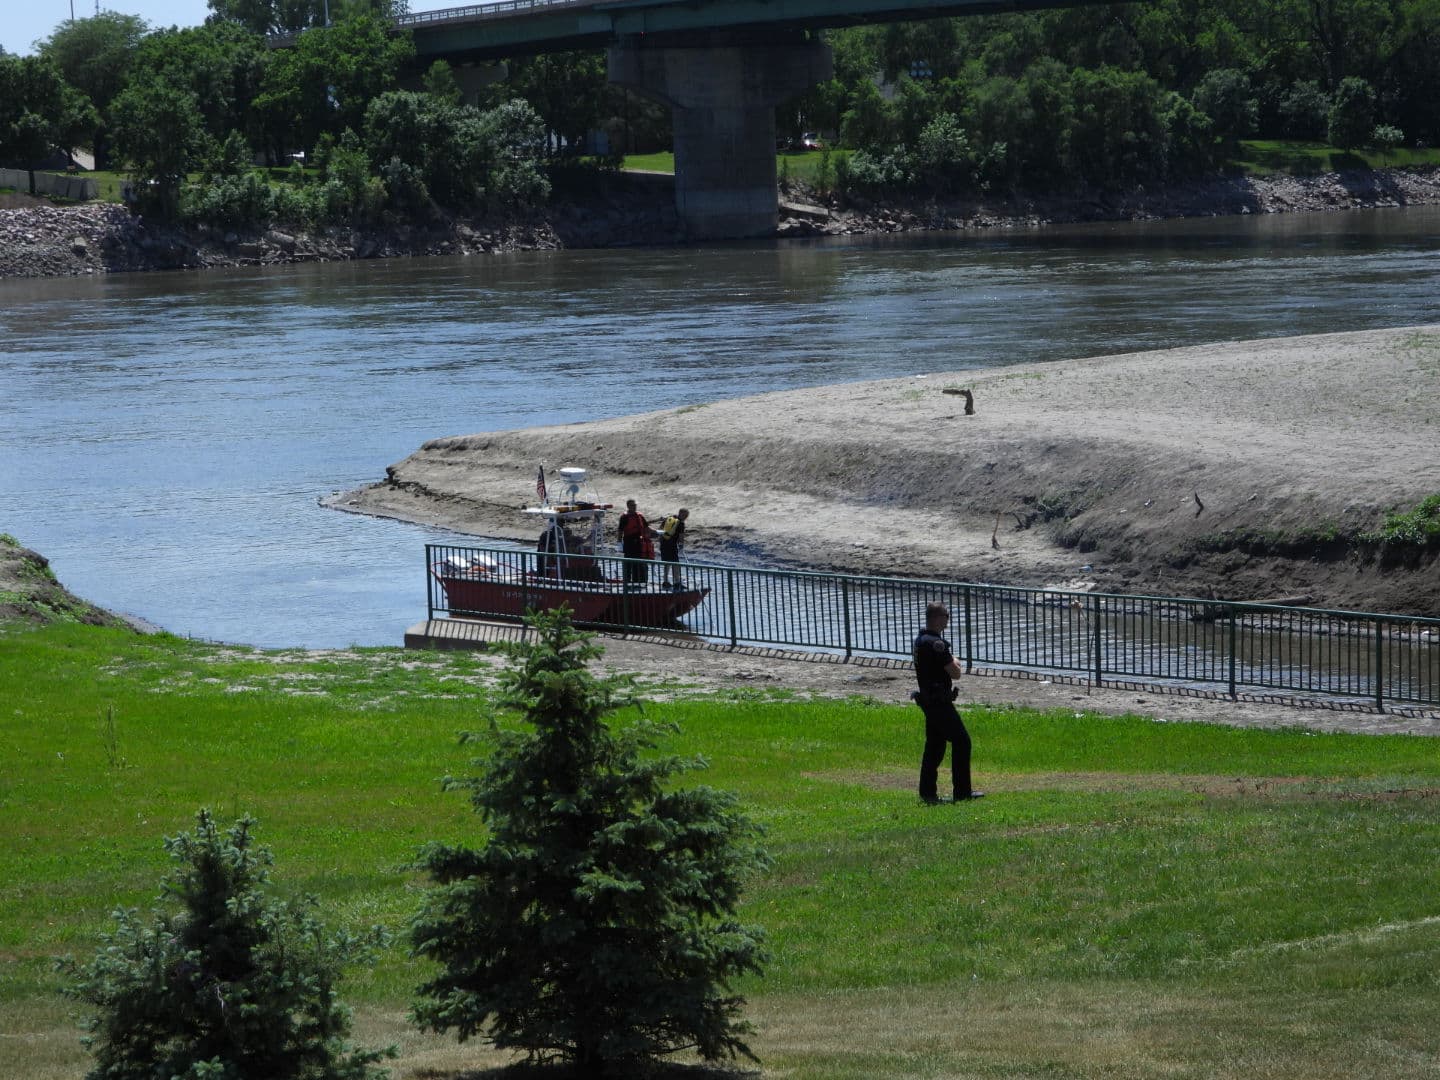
[616,499,654,586]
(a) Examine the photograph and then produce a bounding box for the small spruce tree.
[62,810,392,1080]
[410,609,770,1075]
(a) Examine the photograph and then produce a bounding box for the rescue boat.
[430,467,709,627]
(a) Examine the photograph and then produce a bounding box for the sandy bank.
[331,325,1440,615]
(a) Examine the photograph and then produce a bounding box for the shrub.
[913,111,978,194]
[838,148,916,196]
[270,180,317,226]
[410,609,769,1075]
[377,155,429,214]
[180,170,274,229]
[1371,123,1405,151]
[1363,493,1440,548]
[62,810,391,1080]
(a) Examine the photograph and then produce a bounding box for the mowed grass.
[1231,138,1440,175]
[4,621,1440,1078]
[623,150,851,185]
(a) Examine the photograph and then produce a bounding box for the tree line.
[797,0,1439,196]
[0,1,629,223]
[2,0,1437,221]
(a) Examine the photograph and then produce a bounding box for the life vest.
[661,515,681,539]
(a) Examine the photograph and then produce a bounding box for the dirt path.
[331,325,1440,615]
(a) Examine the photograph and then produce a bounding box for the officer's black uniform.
[913,625,974,802]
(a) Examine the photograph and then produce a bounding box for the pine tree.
[410,609,770,1075]
[62,810,392,1080]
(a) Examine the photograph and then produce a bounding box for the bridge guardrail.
[424,542,1440,710]
[395,0,596,28]
[267,0,596,46]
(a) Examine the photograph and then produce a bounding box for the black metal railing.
[423,542,1440,709]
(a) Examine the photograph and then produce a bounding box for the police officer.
[912,601,983,804]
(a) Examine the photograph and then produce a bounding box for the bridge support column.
[609,34,832,239]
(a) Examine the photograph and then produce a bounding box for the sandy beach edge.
[329,324,1440,617]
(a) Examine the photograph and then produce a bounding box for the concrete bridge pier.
[608,33,833,239]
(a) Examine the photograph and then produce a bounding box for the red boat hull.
[435,568,708,628]
[597,588,710,627]
[435,573,615,624]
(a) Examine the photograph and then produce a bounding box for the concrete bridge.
[393,0,1103,237]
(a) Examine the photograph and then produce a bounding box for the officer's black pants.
[917,697,973,801]
[622,540,648,584]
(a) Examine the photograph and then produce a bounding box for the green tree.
[109,76,208,216]
[313,127,383,220]
[38,12,148,168]
[208,0,408,34]
[839,77,896,153]
[1327,74,1375,147]
[410,610,769,1075]
[0,55,97,194]
[62,810,391,1080]
[1191,67,1258,146]
[421,59,463,106]
[913,111,979,194]
[130,23,268,145]
[1278,79,1332,138]
[208,0,324,35]
[364,90,486,206]
[496,51,607,155]
[1066,65,1171,185]
[476,97,551,209]
[254,14,413,159]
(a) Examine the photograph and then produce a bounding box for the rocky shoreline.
[3,164,1439,279]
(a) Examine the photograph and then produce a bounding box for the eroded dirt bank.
[331,326,1440,616]
[0,534,133,628]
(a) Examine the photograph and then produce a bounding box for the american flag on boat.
[536,466,547,503]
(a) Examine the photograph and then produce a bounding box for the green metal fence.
[425,543,1440,709]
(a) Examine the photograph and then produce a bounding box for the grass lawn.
[1230,139,1440,175]
[4,620,1440,1078]
[629,140,1440,184]
[81,171,128,203]
[623,149,851,186]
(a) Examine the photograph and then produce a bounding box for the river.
[3,207,1439,648]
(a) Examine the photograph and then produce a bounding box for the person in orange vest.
[616,499,655,587]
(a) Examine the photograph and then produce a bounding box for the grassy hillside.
[4,620,1440,1078]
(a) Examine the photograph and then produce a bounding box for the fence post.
[1374,617,1384,712]
[963,585,974,673]
[726,567,738,649]
[1092,593,1103,687]
[619,564,632,632]
[841,577,852,659]
[426,544,435,621]
[1227,605,1237,699]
